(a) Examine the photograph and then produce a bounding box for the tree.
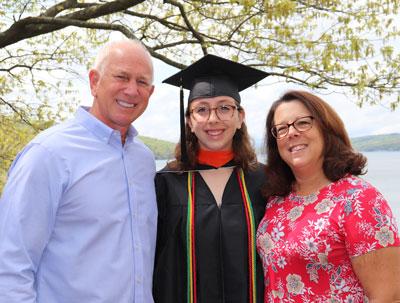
[1,0,400,190]
[2,0,400,108]
[0,111,56,191]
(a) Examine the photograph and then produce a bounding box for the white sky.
[80,58,400,145]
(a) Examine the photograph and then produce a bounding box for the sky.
[81,57,400,145]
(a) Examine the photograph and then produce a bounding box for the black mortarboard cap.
[163,54,269,103]
[162,54,269,165]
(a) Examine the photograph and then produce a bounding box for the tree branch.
[146,47,186,69]
[0,97,36,129]
[124,10,188,32]
[12,17,136,39]
[0,0,145,48]
[41,0,85,17]
[164,0,208,55]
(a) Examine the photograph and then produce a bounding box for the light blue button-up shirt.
[0,107,157,303]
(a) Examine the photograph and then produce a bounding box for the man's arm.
[0,144,65,303]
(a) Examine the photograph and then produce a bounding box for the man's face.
[89,43,154,138]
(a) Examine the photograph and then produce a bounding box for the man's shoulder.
[6,121,79,177]
[31,119,85,148]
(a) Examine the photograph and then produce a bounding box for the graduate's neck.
[197,149,234,168]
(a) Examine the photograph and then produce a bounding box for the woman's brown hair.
[167,103,258,171]
[262,90,367,197]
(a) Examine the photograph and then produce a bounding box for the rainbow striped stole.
[186,168,257,303]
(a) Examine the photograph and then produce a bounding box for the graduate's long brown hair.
[167,103,258,171]
[262,90,367,197]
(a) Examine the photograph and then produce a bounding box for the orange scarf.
[197,149,234,168]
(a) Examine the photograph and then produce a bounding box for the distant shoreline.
[351,133,400,152]
[143,133,400,158]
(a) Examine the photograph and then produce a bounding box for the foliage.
[0,109,58,192]
[352,133,400,151]
[1,0,400,111]
[0,115,33,191]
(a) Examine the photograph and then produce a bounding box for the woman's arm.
[351,246,400,302]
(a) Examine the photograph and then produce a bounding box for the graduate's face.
[188,96,244,151]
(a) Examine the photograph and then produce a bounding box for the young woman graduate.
[153,54,269,303]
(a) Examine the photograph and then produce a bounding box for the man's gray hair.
[93,39,154,83]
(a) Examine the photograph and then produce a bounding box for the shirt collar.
[74,106,138,145]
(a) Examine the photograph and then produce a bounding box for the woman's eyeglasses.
[190,104,239,122]
[271,116,314,139]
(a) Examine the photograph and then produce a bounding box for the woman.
[256,90,400,302]
[153,54,268,303]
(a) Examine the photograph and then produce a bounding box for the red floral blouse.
[256,175,400,302]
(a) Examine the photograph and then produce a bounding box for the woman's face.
[273,100,325,176]
[188,96,244,151]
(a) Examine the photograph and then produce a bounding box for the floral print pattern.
[256,175,400,302]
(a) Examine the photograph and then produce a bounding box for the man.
[0,39,157,302]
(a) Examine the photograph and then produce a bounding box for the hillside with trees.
[351,133,400,151]
[1,131,400,192]
[143,133,400,158]
[139,136,175,160]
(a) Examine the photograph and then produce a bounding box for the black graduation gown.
[153,163,266,303]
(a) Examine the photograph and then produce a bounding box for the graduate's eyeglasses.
[271,116,314,139]
[190,104,239,121]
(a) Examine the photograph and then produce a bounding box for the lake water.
[361,151,399,228]
[156,151,399,227]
